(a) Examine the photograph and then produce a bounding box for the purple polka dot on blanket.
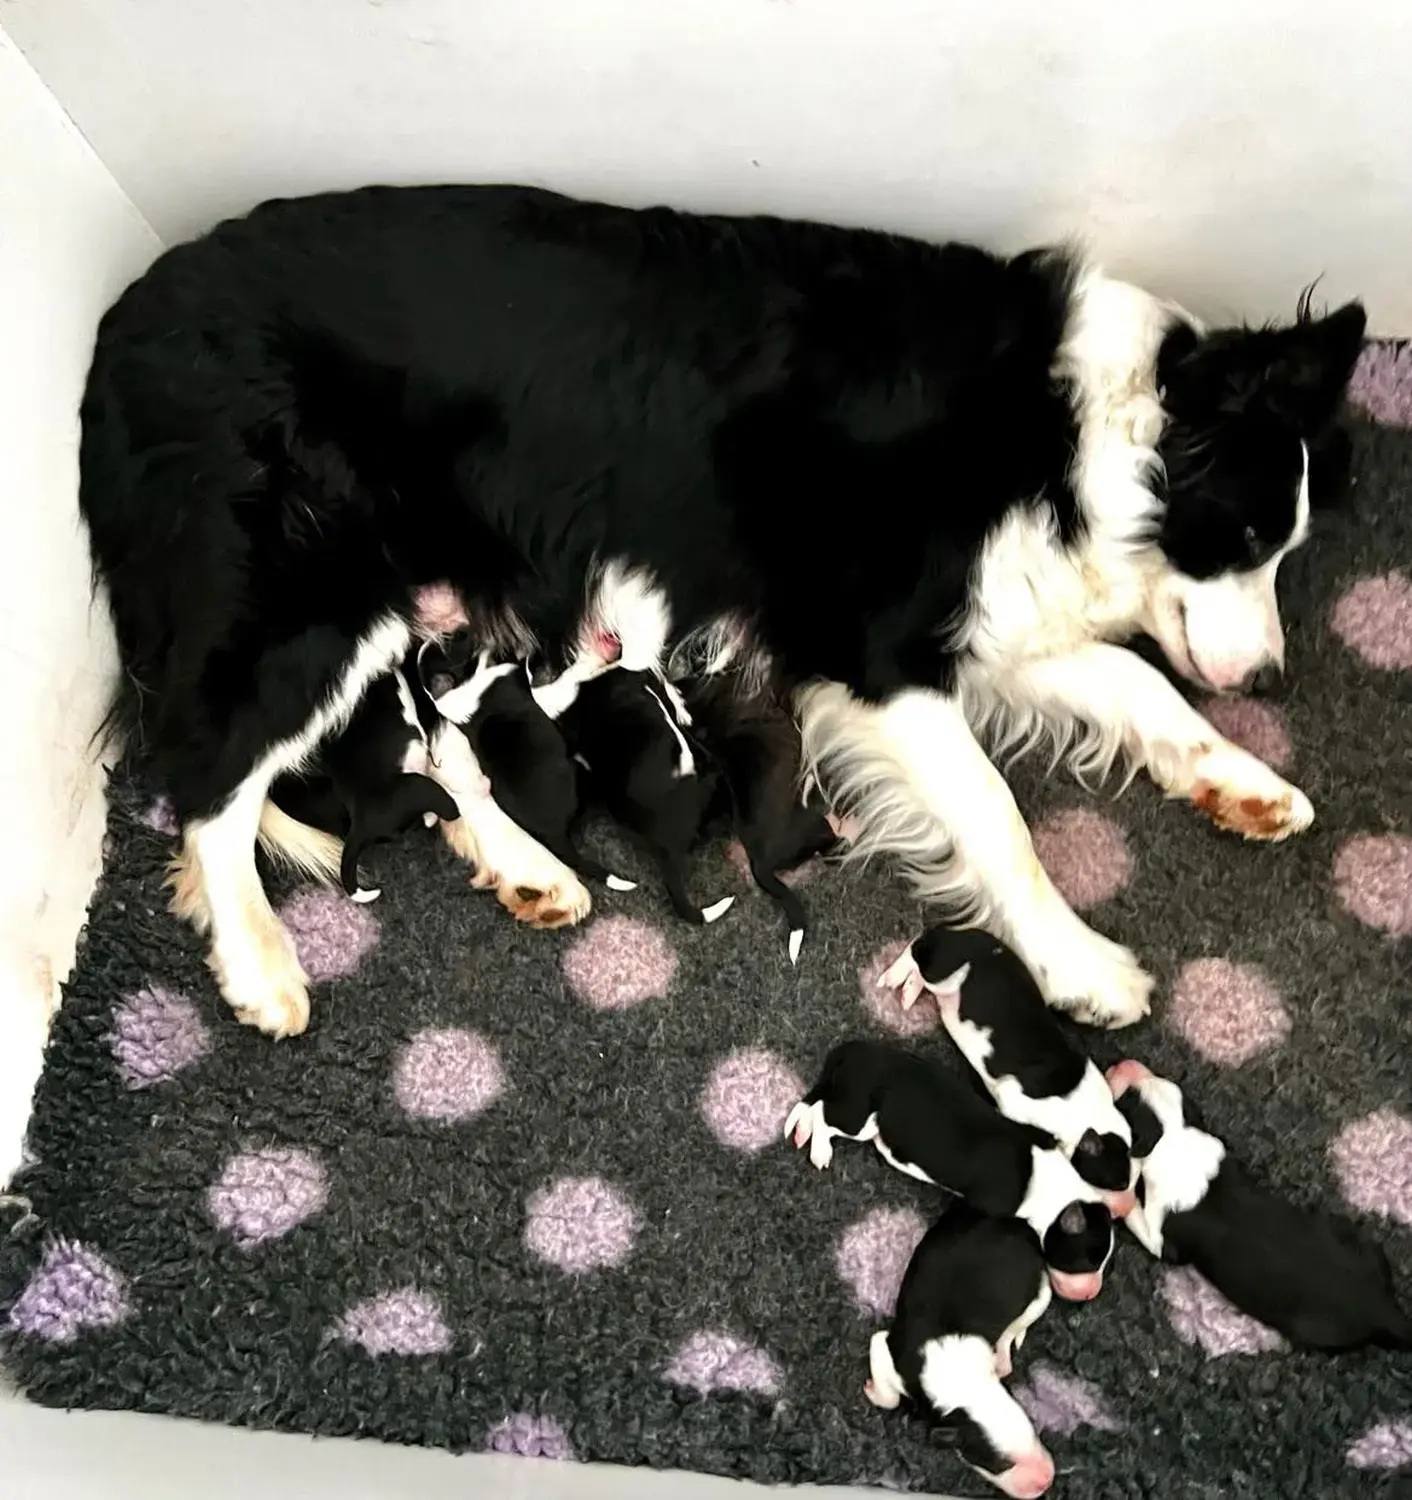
[278,887,379,981]
[109,985,210,1087]
[859,940,941,1036]
[1014,1363,1122,1437]
[1330,1108,1412,1226]
[1330,572,1412,670]
[664,1329,783,1397]
[207,1146,328,1247]
[1200,696,1293,770]
[525,1175,640,1274]
[835,1207,926,1317]
[140,795,179,835]
[1346,1418,1412,1471]
[486,1413,574,1460]
[1334,834,1412,936]
[1348,342,1412,426]
[1032,808,1133,909]
[700,1048,804,1152]
[394,1028,504,1121]
[1168,958,1290,1066]
[7,1240,128,1343]
[335,1287,452,1356]
[1160,1265,1285,1356]
[561,916,677,1010]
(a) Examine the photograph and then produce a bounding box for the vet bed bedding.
[3,363,1412,1498]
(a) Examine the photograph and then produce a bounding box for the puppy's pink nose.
[1105,1059,1151,1098]
[1048,1268,1103,1302]
[995,1447,1056,1498]
[1104,1188,1138,1218]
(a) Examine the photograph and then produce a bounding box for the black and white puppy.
[1108,1060,1412,1351]
[557,668,734,926]
[269,664,458,901]
[424,646,634,893]
[786,1040,1115,1299]
[867,1203,1055,1498]
[686,676,840,962]
[881,927,1135,1197]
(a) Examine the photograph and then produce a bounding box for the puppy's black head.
[1147,297,1365,694]
[418,629,476,698]
[1115,1088,1166,1161]
[1042,1201,1113,1302]
[1071,1128,1133,1192]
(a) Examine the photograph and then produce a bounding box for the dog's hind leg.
[657,851,733,926]
[172,617,412,1037]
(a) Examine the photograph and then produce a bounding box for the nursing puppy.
[867,1203,1055,1498]
[425,646,634,893]
[881,926,1133,1193]
[686,676,840,962]
[558,668,733,926]
[1109,1060,1412,1351]
[786,1039,1121,1298]
[269,665,458,901]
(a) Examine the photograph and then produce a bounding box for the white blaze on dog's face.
[1146,300,1365,694]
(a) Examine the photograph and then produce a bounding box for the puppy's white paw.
[784,1100,813,1148]
[877,945,927,1010]
[1183,742,1315,842]
[808,1114,834,1171]
[1029,924,1152,1031]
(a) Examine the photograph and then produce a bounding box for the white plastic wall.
[5,0,1410,331]
[0,31,160,1185]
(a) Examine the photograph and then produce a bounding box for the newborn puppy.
[1109,1060,1412,1351]
[867,1203,1055,1498]
[880,927,1134,1199]
[685,676,840,963]
[786,1040,1115,1299]
[558,668,733,926]
[269,664,458,901]
[427,650,633,893]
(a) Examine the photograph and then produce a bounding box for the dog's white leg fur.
[170,616,413,1037]
[799,681,1151,1028]
[866,1329,905,1409]
[427,723,592,929]
[985,642,1314,840]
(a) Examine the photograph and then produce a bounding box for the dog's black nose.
[1246,662,1284,698]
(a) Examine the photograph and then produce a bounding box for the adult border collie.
[79,185,1365,1038]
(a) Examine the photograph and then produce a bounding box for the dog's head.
[1144,295,1365,693]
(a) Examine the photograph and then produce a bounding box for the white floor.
[0,1383,962,1500]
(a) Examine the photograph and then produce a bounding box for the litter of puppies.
[777,924,1412,1495]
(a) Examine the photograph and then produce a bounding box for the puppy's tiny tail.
[258,799,343,886]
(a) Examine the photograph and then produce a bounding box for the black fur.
[78,182,1365,823]
[558,669,722,923]
[911,926,1132,1191]
[686,676,839,949]
[796,1039,1113,1280]
[1123,1078,1412,1352]
[268,668,457,894]
[887,1203,1048,1483]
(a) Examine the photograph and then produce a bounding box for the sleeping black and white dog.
[78,184,1364,1036]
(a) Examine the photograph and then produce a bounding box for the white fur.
[800,682,1152,1028]
[1015,1144,1104,1241]
[426,721,591,924]
[1153,442,1312,691]
[182,614,412,1036]
[994,1274,1052,1379]
[585,559,674,672]
[1120,1073,1227,1258]
[917,1336,1048,1482]
[798,270,1319,1031]
[866,1329,906,1409]
[391,666,430,775]
[643,681,695,778]
[433,656,518,724]
[700,894,734,923]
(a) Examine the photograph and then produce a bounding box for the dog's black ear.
[1260,300,1367,428]
[1158,302,1366,431]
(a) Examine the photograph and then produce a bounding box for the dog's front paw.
[1030,925,1152,1030]
[213,923,311,1039]
[497,876,592,929]
[1185,744,1314,842]
[876,944,928,1011]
